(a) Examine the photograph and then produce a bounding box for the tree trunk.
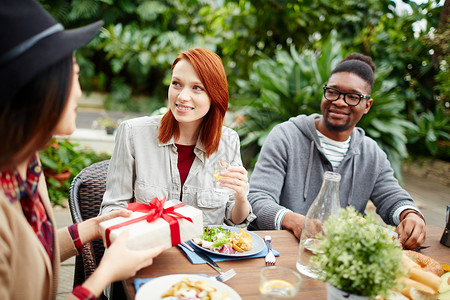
[438,0,449,27]
[428,0,449,112]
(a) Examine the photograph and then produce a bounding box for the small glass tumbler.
[213,160,235,195]
[259,266,302,299]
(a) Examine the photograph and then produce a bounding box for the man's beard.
[324,117,350,132]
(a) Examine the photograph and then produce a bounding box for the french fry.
[232,242,244,252]
[229,229,253,252]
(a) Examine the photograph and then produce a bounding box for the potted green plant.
[39,138,76,179]
[95,115,118,134]
[39,138,110,206]
[312,206,404,300]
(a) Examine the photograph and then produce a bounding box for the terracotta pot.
[326,283,369,300]
[44,169,71,184]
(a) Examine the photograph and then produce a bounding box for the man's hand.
[281,212,305,239]
[396,210,426,249]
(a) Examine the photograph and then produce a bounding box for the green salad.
[200,226,232,249]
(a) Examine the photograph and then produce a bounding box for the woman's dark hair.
[0,55,73,170]
[330,53,376,91]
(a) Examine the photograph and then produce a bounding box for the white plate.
[192,225,265,257]
[135,274,242,300]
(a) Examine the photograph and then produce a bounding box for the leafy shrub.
[233,31,416,180]
[39,138,110,206]
[354,1,449,161]
[232,31,342,166]
[38,0,412,111]
[39,0,222,110]
[407,105,450,161]
[38,0,447,162]
[313,207,403,297]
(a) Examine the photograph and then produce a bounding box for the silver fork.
[264,236,276,265]
[180,242,237,282]
[209,267,237,282]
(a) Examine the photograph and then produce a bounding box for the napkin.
[178,241,280,265]
[134,274,207,292]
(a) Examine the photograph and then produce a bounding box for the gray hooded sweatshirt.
[248,114,421,230]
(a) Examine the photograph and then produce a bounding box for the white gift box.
[100,199,203,251]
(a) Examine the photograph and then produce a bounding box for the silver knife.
[180,242,237,282]
[181,242,222,271]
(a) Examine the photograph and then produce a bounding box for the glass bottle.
[296,171,341,278]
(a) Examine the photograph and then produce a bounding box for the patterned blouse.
[0,154,53,259]
[0,154,95,300]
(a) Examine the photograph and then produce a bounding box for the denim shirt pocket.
[135,180,169,203]
[196,190,228,225]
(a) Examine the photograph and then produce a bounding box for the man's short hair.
[330,53,376,90]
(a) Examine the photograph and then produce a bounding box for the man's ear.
[364,98,373,114]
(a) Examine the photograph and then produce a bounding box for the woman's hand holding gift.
[79,209,133,244]
[81,230,164,296]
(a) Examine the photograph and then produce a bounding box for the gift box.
[100,197,203,251]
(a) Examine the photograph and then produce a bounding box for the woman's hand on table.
[78,209,132,244]
[396,210,426,250]
[81,230,165,297]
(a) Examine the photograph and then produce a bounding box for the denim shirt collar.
[158,133,206,163]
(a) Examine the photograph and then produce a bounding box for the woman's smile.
[175,103,194,111]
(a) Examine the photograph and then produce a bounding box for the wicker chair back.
[68,159,110,287]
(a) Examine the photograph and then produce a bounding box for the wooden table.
[124,225,449,299]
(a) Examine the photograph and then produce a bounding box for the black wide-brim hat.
[0,0,103,101]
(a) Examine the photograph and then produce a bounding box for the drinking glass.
[213,160,235,195]
[259,266,302,299]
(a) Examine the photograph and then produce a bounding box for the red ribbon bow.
[105,196,193,248]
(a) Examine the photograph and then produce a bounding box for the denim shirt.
[100,115,255,226]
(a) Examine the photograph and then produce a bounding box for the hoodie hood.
[289,113,320,140]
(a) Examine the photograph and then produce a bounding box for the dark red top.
[176,144,196,188]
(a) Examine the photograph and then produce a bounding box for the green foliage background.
[233,31,419,180]
[39,0,450,178]
[39,138,109,206]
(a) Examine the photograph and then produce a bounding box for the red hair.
[158,48,229,157]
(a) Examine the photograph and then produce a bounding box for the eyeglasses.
[323,85,370,106]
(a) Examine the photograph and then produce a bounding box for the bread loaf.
[408,268,442,292]
[405,251,445,277]
[399,277,437,296]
